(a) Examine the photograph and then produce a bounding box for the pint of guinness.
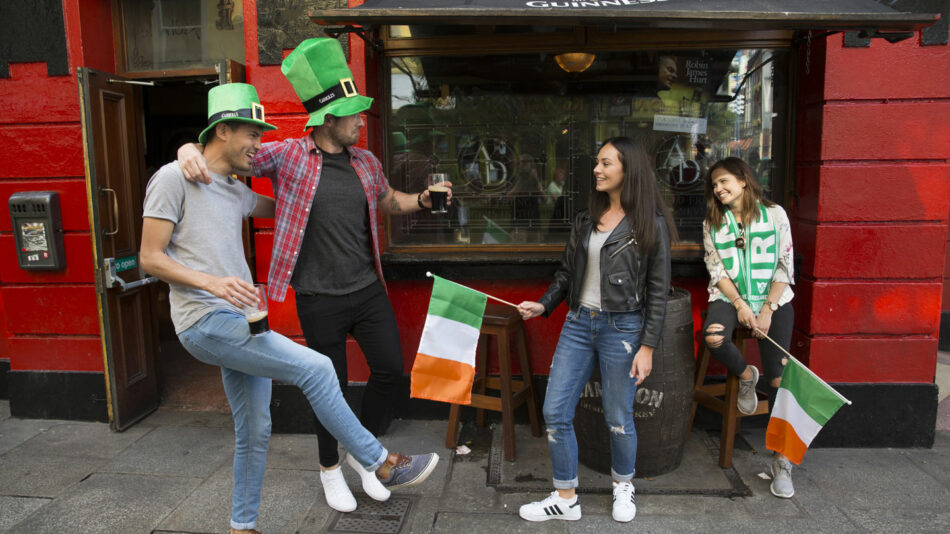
[247,310,269,336]
[428,173,449,214]
[244,284,270,336]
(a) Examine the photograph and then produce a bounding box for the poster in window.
[654,55,715,134]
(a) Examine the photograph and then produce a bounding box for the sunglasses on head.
[735,222,745,250]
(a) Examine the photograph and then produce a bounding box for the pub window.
[116,0,245,74]
[386,46,788,252]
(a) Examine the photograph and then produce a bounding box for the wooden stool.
[689,326,769,468]
[445,303,542,461]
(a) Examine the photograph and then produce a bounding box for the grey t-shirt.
[579,229,610,311]
[142,161,258,333]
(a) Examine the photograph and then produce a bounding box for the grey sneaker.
[770,455,795,498]
[737,365,760,415]
[379,453,439,489]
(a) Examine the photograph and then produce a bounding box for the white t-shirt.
[142,162,258,333]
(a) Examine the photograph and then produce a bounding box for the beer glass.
[428,173,449,214]
[244,284,269,336]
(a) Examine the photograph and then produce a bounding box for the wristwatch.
[765,300,778,311]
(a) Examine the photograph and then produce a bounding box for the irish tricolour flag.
[410,274,487,404]
[766,357,851,464]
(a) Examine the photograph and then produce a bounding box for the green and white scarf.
[713,203,779,314]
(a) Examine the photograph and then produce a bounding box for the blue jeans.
[543,307,643,489]
[178,309,388,531]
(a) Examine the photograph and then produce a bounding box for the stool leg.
[446,403,461,450]
[475,333,489,428]
[516,325,542,437]
[498,329,516,461]
[719,373,739,468]
[688,345,712,439]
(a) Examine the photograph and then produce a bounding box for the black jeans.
[702,299,794,383]
[295,280,404,468]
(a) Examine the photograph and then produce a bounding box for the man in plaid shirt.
[178,38,451,514]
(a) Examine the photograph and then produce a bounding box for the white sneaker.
[519,491,582,522]
[320,467,357,512]
[345,453,391,502]
[612,481,637,522]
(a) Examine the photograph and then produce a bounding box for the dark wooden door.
[78,68,159,430]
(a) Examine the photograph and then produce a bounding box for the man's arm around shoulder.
[250,194,275,219]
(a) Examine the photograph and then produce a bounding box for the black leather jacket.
[538,210,672,348]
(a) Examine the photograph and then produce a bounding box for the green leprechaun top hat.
[198,83,277,145]
[281,37,373,128]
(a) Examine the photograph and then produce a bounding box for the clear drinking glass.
[244,284,269,336]
[428,173,449,214]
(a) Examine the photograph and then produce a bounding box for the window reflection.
[386,49,786,248]
[120,0,245,72]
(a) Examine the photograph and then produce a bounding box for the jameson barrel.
[575,287,694,477]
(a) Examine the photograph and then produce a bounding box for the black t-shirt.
[290,148,377,295]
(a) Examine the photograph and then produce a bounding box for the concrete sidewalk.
[1,395,949,534]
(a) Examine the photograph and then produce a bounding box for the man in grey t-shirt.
[177,39,449,515]
[141,83,438,534]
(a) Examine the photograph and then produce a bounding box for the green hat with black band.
[198,83,277,145]
[281,37,373,128]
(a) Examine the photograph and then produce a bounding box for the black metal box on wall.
[9,191,65,270]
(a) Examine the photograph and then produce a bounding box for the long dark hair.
[590,137,678,252]
[703,157,775,229]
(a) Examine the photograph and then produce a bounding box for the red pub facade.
[0,0,947,447]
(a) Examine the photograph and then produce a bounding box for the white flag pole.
[426,272,520,308]
[753,327,795,361]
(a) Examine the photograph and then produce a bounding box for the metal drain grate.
[328,496,412,533]
[487,424,503,486]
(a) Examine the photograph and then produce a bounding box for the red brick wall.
[791,34,950,383]
[945,214,950,314]
[0,0,116,373]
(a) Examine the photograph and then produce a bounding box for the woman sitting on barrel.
[515,136,676,523]
[701,157,796,498]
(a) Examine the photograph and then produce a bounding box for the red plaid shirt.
[253,134,389,302]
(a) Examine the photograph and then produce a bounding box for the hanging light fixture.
[555,52,596,73]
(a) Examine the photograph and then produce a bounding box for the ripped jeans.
[542,307,643,489]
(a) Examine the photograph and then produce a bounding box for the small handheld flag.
[765,356,851,464]
[410,274,488,404]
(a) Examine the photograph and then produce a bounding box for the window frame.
[110,0,244,79]
[377,26,796,259]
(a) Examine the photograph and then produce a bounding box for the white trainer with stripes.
[519,491,582,522]
[612,481,637,522]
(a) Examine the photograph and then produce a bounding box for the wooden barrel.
[574,287,694,477]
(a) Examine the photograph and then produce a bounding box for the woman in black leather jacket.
[516,137,676,524]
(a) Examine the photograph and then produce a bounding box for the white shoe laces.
[321,468,348,491]
[614,482,634,502]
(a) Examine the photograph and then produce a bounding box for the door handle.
[101,187,120,236]
[103,257,158,292]
[119,276,159,291]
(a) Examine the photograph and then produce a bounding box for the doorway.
[141,79,230,413]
